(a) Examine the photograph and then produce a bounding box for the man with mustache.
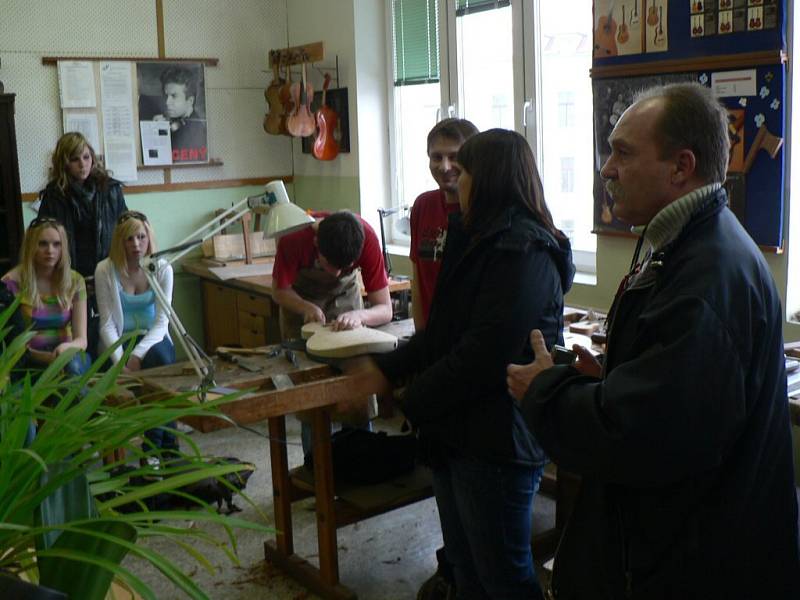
[506,83,799,599]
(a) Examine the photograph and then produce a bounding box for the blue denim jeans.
[431,456,545,600]
[63,352,92,377]
[137,337,178,455]
[138,336,176,370]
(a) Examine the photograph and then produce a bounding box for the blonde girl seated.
[95,210,175,371]
[95,210,177,455]
[1,218,90,376]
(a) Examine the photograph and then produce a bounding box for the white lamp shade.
[265,202,315,238]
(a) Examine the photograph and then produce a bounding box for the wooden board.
[208,262,274,280]
[301,322,398,358]
[201,232,276,261]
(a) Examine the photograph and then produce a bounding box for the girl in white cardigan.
[95,211,175,370]
[95,211,177,453]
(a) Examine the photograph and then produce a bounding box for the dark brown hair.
[634,82,729,184]
[427,118,479,154]
[317,211,365,269]
[49,132,111,193]
[456,129,562,240]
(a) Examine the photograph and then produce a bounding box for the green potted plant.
[0,300,271,599]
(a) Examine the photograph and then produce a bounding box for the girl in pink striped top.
[2,218,89,375]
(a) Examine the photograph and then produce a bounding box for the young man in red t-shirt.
[409,119,478,600]
[410,119,478,331]
[272,211,392,466]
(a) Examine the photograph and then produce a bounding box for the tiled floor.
[125,416,555,599]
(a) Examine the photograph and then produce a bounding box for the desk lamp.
[140,180,313,394]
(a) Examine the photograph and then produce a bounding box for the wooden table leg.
[311,408,339,585]
[264,408,355,600]
[268,416,293,555]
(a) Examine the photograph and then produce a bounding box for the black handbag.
[330,428,417,484]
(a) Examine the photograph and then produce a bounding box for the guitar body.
[263,67,286,135]
[617,23,629,44]
[313,74,340,161]
[630,2,640,25]
[594,15,618,57]
[647,2,659,27]
[278,69,295,137]
[286,63,315,138]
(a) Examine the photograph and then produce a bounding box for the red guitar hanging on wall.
[313,73,340,161]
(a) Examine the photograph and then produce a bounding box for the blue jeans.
[136,337,178,454]
[138,336,176,369]
[63,352,92,377]
[432,456,545,600]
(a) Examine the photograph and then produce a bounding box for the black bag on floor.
[331,429,417,484]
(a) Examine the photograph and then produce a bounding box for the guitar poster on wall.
[593,0,644,57]
[690,0,778,37]
[645,0,669,53]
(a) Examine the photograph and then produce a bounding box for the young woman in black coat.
[38,132,128,358]
[362,129,575,599]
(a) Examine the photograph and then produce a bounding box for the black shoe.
[416,573,456,600]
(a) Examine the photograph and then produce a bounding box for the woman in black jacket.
[369,129,575,599]
[38,132,128,279]
[38,132,128,358]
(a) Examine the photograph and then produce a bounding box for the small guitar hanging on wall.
[594,1,619,57]
[313,73,340,161]
[654,6,666,47]
[617,6,629,45]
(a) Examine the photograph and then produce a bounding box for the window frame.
[385,0,597,276]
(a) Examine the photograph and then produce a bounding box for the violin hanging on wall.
[286,60,315,138]
[263,62,286,135]
[313,73,339,161]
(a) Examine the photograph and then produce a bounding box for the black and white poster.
[137,62,208,164]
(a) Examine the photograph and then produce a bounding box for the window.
[388,0,595,271]
[389,0,443,242]
[560,157,575,193]
[558,91,576,128]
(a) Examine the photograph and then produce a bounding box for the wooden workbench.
[140,349,379,599]
[182,258,411,353]
[137,316,579,599]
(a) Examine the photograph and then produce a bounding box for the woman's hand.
[53,342,76,358]
[126,355,142,372]
[341,356,392,397]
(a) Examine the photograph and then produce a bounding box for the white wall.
[0,0,292,194]
[286,0,392,233]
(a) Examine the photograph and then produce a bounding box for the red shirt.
[410,190,460,326]
[272,212,388,293]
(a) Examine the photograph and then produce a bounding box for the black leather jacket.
[376,205,575,467]
[522,190,800,599]
[38,177,127,279]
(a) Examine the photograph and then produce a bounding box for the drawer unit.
[237,291,271,317]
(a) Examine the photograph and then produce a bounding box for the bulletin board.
[1,0,293,196]
[591,0,787,249]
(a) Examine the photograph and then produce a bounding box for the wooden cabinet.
[201,281,281,352]
[0,94,24,275]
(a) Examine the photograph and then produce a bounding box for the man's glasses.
[117,211,148,225]
[28,217,61,229]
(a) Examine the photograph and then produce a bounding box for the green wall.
[22,185,268,358]
[292,175,360,213]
